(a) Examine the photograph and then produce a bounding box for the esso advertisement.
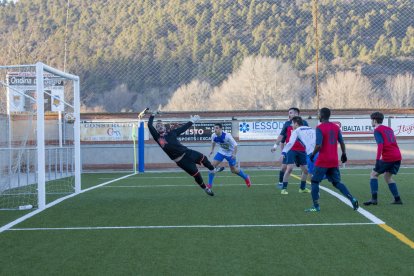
[390,118,414,137]
[239,121,285,140]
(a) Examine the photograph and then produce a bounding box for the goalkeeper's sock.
[208,171,215,186]
[282,181,288,189]
[237,169,248,180]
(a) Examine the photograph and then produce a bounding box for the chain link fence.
[1,0,413,112]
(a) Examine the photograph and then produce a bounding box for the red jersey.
[374,125,402,162]
[280,120,308,152]
[315,122,343,168]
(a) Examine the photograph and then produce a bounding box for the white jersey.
[211,132,237,156]
[282,126,315,155]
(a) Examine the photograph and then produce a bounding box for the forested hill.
[0,0,413,111]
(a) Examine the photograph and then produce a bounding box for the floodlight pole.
[313,0,320,113]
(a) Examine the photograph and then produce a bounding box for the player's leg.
[364,169,380,206]
[227,156,250,187]
[281,151,297,194]
[305,166,326,212]
[329,168,359,210]
[207,152,226,188]
[384,161,402,204]
[176,158,214,196]
[297,151,309,192]
[281,163,294,194]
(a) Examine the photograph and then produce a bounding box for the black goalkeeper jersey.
[148,115,193,160]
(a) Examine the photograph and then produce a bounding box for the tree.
[385,73,414,108]
[163,80,213,111]
[318,71,381,109]
[208,56,312,110]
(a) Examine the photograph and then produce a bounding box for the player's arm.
[282,129,298,154]
[271,122,288,152]
[311,128,322,157]
[228,133,238,158]
[374,130,384,160]
[147,114,160,140]
[338,130,347,163]
[174,115,200,135]
[210,141,216,156]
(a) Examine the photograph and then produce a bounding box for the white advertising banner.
[81,121,149,141]
[390,118,414,137]
[330,119,374,137]
[239,121,285,140]
[7,72,64,113]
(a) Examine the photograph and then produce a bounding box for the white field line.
[98,172,414,180]
[0,173,137,234]
[10,222,376,231]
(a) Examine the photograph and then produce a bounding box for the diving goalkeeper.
[146,110,217,196]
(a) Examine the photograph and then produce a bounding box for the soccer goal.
[0,62,80,210]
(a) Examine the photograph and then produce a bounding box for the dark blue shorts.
[374,160,401,175]
[286,150,307,166]
[311,166,341,183]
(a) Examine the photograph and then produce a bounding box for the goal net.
[0,62,81,210]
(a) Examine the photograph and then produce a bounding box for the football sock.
[237,169,248,180]
[201,156,215,170]
[194,172,205,187]
[208,171,215,186]
[370,179,378,198]
[282,181,288,189]
[388,183,399,198]
[279,171,284,183]
[311,181,320,207]
[334,182,353,200]
[300,181,306,190]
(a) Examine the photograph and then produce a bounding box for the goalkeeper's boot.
[299,188,311,193]
[305,206,320,212]
[281,189,288,195]
[363,199,378,206]
[351,198,359,210]
[215,167,225,173]
[204,188,214,196]
[245,175,251,188]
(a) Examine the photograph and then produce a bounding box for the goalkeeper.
[147,110,216,196]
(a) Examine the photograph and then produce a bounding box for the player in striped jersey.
[208,123,251,188]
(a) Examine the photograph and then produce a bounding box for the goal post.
[0,62,81,210]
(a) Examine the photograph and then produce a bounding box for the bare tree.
[163,80,213,111]
[318,71,380,109]
[385,73,414,108]
[208,56,311,111]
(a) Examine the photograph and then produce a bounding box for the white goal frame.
[35,62,81,209]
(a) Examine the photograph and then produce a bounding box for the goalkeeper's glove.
[341,153,348,163]
[190,115,200,123]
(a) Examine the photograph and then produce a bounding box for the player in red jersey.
[364,112,403,205]
[306,108,359,212]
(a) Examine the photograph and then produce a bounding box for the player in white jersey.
[208,123,251,188]
[280,116,315,193]
[282,118,315,156]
